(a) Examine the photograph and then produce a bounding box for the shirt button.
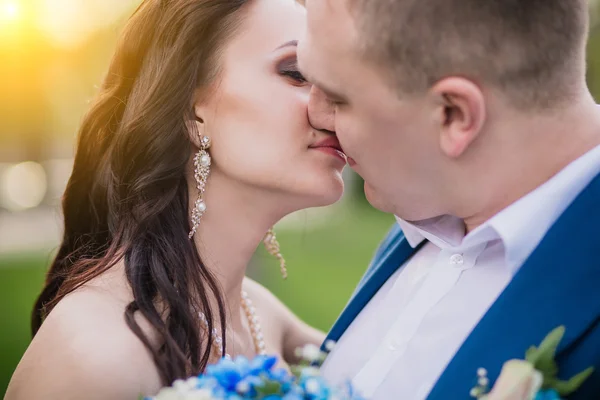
[449,253,464,266]
[388,341,406,352]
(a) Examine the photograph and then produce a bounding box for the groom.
[298,1,600,399]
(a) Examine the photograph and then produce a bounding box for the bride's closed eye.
[278,58,307,85]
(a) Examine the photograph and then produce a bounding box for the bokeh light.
[0,161,48,211]
[37,0,133,48]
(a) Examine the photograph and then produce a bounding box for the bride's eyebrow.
[274,40,298,51]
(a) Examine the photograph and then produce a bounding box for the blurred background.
[2,0,600,396]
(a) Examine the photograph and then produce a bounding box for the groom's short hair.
[350,0,589,109]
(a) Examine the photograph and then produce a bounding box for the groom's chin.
[363,181,430,220]
[363,181,396,214]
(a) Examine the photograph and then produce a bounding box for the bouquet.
[144,343,364,400]
[145,327,593,400]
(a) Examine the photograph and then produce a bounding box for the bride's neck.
[191,176,287,326]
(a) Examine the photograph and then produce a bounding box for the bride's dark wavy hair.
[32,0,250,385]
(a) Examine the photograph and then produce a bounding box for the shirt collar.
[395,215,465,249]
[396,143,600,275]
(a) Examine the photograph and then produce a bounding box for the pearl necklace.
[198,291,266,359]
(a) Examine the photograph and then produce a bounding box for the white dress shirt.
[321,144,600,400]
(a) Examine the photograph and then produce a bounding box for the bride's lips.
[309,137,347,163]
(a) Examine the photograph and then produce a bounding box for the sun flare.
[0,1,20,22]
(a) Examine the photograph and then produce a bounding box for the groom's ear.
[431,77,486,158]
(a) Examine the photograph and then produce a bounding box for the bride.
[6,0,347,398]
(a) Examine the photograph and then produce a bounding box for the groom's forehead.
[302,0,361,75]
[307,0,346,19]
[306,0,355,37]
[300,1,361,87]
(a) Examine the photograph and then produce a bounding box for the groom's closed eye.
[312,80,345,105]
[295,64,331,96]
[319,86,346,106]
[302,72,345,105]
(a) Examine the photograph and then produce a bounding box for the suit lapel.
[325,234,423,345]
[428,174,600,399]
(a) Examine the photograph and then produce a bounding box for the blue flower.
[534,389,562,400]
[232,356,252,376]
[270,368,293,381]
[205,358,245,391]
[267,368,295,392]
[282,393,305,400]
[249,355,278,375]
[196,375,219,389]
[148,352,363,399]
[299,376,331,400]
[199,355,286,397]
[235,375,263,397]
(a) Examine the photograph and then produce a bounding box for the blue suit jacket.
[325,174,600,399]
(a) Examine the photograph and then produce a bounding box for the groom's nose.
[308,85,336,134]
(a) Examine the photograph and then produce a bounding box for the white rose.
[483,359,543,400]
[153,387,182,400]
[186,389,214,400]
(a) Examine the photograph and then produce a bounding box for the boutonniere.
[470,326,594,400]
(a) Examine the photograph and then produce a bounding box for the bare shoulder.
[243,277,289,315]
[6,275,163,399]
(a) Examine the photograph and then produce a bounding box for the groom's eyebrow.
[318,84,343,101]
[303,70,344,101]
[297,55,345,100]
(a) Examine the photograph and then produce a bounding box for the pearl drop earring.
[189,135,211,239]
